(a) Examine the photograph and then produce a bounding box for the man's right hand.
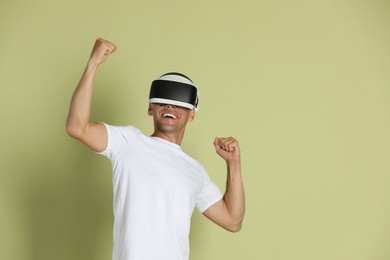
[66,38,117,153]
[89,37,117,65]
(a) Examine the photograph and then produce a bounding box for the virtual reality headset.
[149,72,199,111]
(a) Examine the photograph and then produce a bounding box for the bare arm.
[203,137,245,232]
[66,38,117,152]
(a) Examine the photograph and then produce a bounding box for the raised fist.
[214,137,241,163]
[89,37,117,65]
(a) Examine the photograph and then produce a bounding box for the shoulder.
[103,123,142,138]
[98,123,145,158]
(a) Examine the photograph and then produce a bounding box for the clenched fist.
[89,37,117,65]
[214,137,241,163]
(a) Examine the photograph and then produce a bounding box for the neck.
[151,130,185,146]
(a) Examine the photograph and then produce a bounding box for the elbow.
[66,122,83,140]
[225,221,243,233]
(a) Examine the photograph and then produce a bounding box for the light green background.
[1,0,389,259]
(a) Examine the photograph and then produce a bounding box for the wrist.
[87,58,99,68]
[227,159,241,171]
[83,59,100,76]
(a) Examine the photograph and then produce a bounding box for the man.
[66,38,245,260]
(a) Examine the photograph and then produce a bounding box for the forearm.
[223,159,245,226]
[66,60,99,137]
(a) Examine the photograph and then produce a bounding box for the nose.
[164,104,176,108]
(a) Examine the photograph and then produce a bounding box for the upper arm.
[202,199,242,233]
[67,122,108,153]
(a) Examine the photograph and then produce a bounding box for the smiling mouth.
[163,113,178,119]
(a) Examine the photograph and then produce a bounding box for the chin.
[158,125,177,134]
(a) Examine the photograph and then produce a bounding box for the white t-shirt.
[98,123,223,260]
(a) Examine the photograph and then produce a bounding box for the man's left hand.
[213,137,240,163]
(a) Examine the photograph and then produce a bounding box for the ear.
[148,104,153,116]
[187,109,196,122]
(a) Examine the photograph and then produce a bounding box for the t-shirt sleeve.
[196,180,223,213]
[96,123,139,160]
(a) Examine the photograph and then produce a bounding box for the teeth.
[163,113,177,119]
